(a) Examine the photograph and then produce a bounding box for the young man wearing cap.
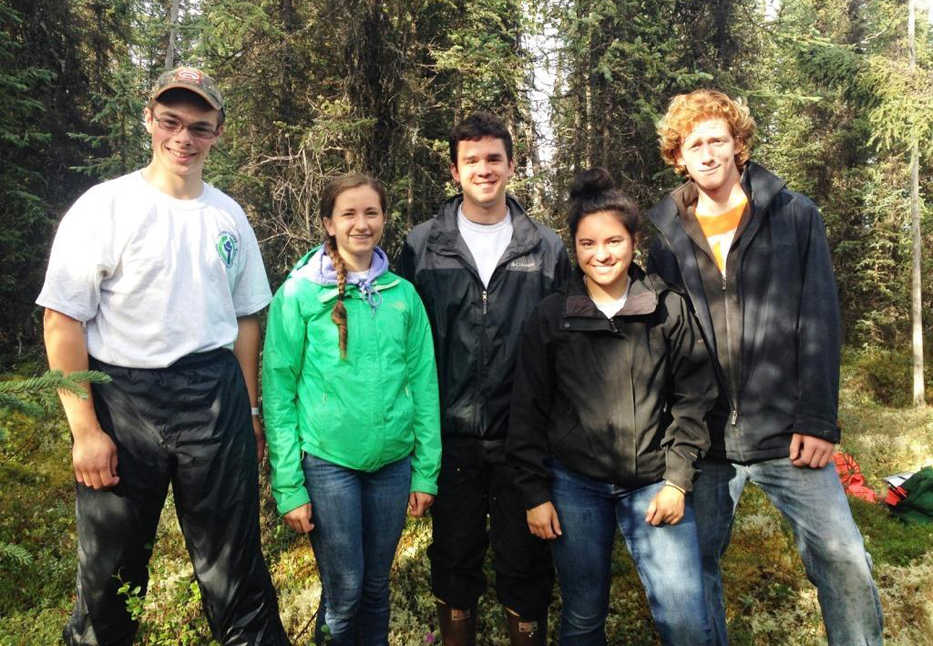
[400,112,570,645]
[38,67,289,645]
[646,89,882,645]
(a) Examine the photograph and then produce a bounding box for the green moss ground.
[1,358,931,645]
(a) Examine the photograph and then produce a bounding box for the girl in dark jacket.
[507,168,716,645]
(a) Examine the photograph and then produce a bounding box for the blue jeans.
[693,458,883,645]
[302,453,411,646]
[549,462,712,645]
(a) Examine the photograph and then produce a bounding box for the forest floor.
[1,351,931,645]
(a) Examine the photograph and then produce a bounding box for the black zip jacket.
[507,266,715,509]
[646,162,841,464]
[399,194,571,444]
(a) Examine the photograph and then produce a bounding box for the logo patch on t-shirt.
[216,231,239,268]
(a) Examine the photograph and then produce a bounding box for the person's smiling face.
[144,100,221,183]
[450,136,515,217]
[574,210,634,301]
[323,184,386,272]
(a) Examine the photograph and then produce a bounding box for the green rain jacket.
[262,248,442,515]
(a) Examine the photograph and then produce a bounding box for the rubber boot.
[436,600,477,646]
[504,607,547,646]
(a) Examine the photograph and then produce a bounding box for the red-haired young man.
[647,89,882,646]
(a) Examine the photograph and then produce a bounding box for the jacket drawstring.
[354,279,383,315]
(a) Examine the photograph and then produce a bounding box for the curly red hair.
[657,89,756,175]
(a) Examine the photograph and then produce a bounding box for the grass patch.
[1,355,931,644]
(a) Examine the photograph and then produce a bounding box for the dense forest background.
[1,2,933,643]
[1,0,931,384]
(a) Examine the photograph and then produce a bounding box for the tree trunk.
[908,0,925,406]
[164,0,180,69]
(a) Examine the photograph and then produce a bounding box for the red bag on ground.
[884,485,908,507]
[833,452,878,503]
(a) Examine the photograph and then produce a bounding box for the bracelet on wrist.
[664,481,686,495]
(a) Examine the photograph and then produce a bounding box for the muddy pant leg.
[169,351,288,646]
[428,441,489,610]
[63,363,172,646]
[750,459,883,646]
[489,459,554,619]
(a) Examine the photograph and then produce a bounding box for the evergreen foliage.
[545,0,761,215]
[0,4,54,362]
[0,540,32,567]
[752,0,931,349]
[0,0,928,365]
[0,369,111,420]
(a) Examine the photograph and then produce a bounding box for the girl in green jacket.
[261,173,441,645]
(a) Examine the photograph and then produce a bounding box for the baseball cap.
[151,66,223,111]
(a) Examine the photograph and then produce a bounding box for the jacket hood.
[649,161,787,234]
[425,193,542,262]
[287,245,396,312]
[292,245,389,286]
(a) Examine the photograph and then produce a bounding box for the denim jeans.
[692,458,884,646]
[549,461,712,646]
[302,453,411,646]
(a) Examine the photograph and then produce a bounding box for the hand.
[283,503,314,533]
[408,492,434,517]
[252,416,266,465]
[526,502,562,539]
[789,433,834,468]
[72,427,119,490]
[645,485,685,526]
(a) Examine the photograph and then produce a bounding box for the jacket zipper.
[723,262,740,429]
[657,202,743,432]
[482,289,487,315]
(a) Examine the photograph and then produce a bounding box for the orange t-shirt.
[695,197,747,274]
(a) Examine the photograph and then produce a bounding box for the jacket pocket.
[548,418,601,479]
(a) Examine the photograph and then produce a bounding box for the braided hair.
[319,173,388,359]
[324,236,349,358]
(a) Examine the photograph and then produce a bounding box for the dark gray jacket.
[507,267,715,509]
[646,162,841,464]
[399,194,571,444]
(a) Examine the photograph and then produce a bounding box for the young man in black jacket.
[646,89,883,645]
[399,112,570,645]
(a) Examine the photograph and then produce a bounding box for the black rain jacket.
[399,194,571,445]
[646,162,841,464]
[507,266,716,509]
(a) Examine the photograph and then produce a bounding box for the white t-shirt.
[457,206,513,288]
[593,284,630,319]
[36,171,272,368]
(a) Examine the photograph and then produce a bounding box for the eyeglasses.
[151,114,219,140]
